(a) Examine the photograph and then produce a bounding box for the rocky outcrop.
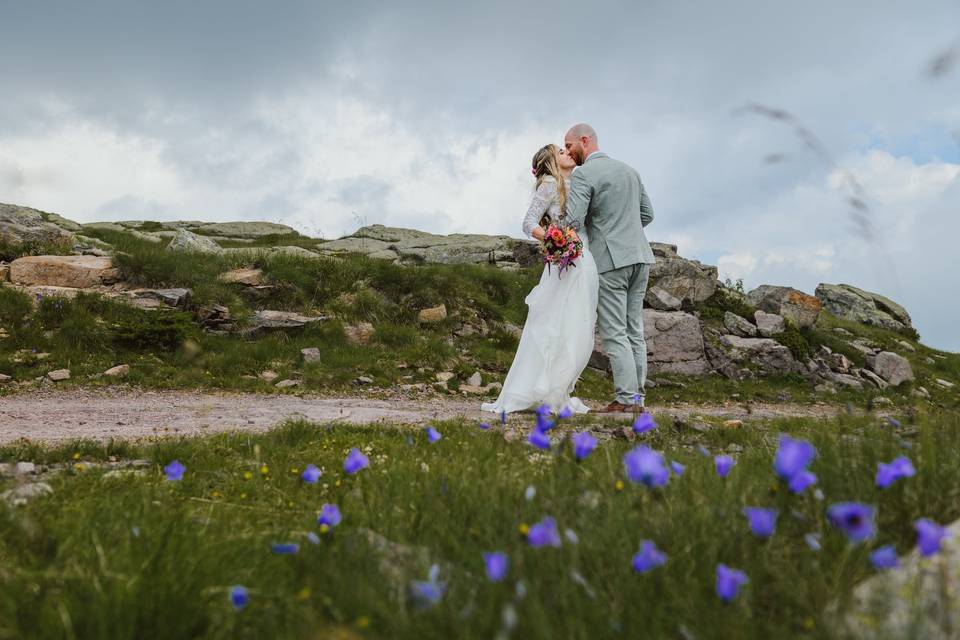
[166,229,224,254]
[243,310,326,336]
[866,351,915,387]
[723,312,757,338]
[647,242,718,305]
[316,224,538,269]
[10,255,119,288]
[746,285,821,328]
[754,310,786,337]
[0,203,75,245]
[815,283,912,332]
[644,286,682,311]
[590,310,709,375]
[719,335,796,376]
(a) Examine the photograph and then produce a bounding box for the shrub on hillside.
[695,287,756,323]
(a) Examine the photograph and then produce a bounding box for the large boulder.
[746,285,821,328]
[166,229,223,254]
[10,255,119,288]
[0,203,78,245]
[815,283,912,332]
[647,243,718,305]
[719,334,796,375]
[590,310,709,375]
[754,310,786,337]
[723,311,757,338]
[316,224,539,269]
[866,351,915,387]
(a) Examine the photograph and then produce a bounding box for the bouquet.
[539,224,583,278]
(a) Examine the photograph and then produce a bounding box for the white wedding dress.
[482,176,599,415]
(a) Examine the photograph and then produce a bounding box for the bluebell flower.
[426,426,442,443]
[827,502,875,543]
[869,545,899,569]
[317,503,342,528]
[715,455,735,478]
[623,446,670,488]
[343,448,369,474]
[479,422,491,430]
[483,551,509,582]
[558,406,574,420]
[774,435,816,481]
[696,444,711,457]
[164,460,185,481]
[788,470,817,494]
[230,585,249,610]
[271,543,299,555]
[632,413,657,434]
[572,432,597,461]
[410,565,445,608]
[631,540,668,573]
[876,456,916,489]
[742,507,778,538]
[501,411,507,426]
[528,428,551,450]
[527,517,562,548]
[301,464,321,484]
[886,417,902,429]
[716,564,748,602]
[915,518,948,557]
[670,461,685,476]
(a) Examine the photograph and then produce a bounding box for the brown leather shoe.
[596,401,634,414]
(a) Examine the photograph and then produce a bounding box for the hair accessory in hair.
[531,168,537,176]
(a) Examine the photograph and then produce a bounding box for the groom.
[564,123,656,414]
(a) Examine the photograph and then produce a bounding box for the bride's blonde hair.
[531,144,567,216]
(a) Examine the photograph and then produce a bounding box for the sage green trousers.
[597,263,650,405]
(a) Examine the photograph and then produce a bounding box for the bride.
[482,144,599,415]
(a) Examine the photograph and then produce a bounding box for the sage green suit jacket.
[565,152,656,273]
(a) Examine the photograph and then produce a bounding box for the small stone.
[723,311,757,338]
[936,378,955,389]
[417,304,448,323]
[2,482,53,506]
[259,370,279,383]
[815,382,838,395]
[722,419,744,429]
[645,286,682,311]
[754,310,786,337]
[858,368,889,389]
[923,357,936,365]
[726,443,744,453]
[914,386,930,398]
[467,372,482,387]
[436,371,455,383]
[897,340,916,353]
[459,384,486,394]
[46,369,70,382]
[344,322,375,345]
[15,461,36,475]
[218,267,264,286]
[833,327,854,337]
[872,397,893,406]
[484,382,503,392]
[103,364,130,378]
[275,379,301,388]
[356,376,374,385]
[0,374,11,383]
[300,347,322,364]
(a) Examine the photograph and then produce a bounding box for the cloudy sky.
[1,1,958,350]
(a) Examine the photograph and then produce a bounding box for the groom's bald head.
[564,123,599,166]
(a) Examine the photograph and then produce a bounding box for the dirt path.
[0,388,851,445]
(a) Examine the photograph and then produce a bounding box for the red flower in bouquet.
[539,224,583,278]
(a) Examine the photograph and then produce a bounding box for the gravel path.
[0,388,851,445]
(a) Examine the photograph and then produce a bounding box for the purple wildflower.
[426,426,442,443]
[876,456,916,489]
[631,540,668,573]
[716,564,749,602]
[915,518,948,557]
[317,503,342,528]
[571,432,597,460]
[558,406,574,420]
[742,507,778,538]
[632,413,657,435]
[301,464,321,484]
[343,448,369,474]
[869,545,899,569]
[623,446,670,488]
[230,585,249,610]
[527,517,562,548]
[715,455,735,478]
[827,502,876,543]
[479,422,491,430]
[483,551,509,582]
[774,435,816,481]
[271,543,299,555]
[528,428,551,450]
[670,461,685,476]
[788,470,817,494]
[164,460,186,481]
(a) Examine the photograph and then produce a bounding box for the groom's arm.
[565,170,592,231]
[638,175,654,228]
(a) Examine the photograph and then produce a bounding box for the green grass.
[1,409,958,638]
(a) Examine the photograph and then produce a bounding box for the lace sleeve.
[521,181,557,238]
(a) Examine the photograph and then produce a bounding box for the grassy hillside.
[0,225,957,409]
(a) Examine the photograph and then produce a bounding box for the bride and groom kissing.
[482,123,656,418]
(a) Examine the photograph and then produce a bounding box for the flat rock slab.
[10,255,119,288]
[0,389,849,445]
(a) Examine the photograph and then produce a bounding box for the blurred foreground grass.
[1,408,957,639]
